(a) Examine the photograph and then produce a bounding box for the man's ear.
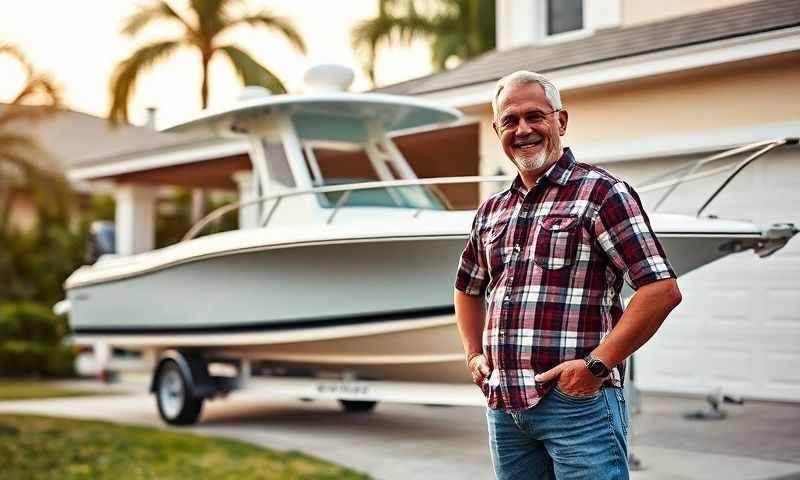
[492,121,500,138]
[557,110,568,136]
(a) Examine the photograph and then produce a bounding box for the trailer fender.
[150,350,217,399]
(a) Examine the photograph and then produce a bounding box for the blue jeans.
[486,387,629,480]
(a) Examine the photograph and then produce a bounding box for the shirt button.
[513,244,521,253]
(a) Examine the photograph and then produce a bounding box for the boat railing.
[635,137,797,216]
[182,175,513,241]
[184,137,797,241]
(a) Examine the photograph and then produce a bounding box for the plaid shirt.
[455,148,675,412]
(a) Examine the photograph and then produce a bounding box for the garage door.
[606,147,800,402]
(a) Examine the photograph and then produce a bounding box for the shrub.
[0,302,74,377]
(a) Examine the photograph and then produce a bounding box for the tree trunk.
[201,51,211,109]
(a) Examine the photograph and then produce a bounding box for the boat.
[62,66,797,423]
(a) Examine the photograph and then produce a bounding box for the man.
[454,71,682,479]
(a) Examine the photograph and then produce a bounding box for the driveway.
[0,381,799,480]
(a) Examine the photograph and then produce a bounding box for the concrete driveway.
[0,381,799,480]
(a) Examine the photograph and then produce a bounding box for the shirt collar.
[509,147,576,196]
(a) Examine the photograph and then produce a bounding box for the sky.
[0,0,434,126]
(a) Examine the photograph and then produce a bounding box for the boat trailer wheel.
[155,359,204,425]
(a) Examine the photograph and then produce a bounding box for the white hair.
[492,71,562,121]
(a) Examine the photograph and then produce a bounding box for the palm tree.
[0,43,68,231]
[108,0,307,124]
[351,0,495,84]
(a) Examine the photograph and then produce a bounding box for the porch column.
[115,184,157,255]
[478,115,510,200]
[232,170,259,229]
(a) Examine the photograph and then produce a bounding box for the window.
[304,145,446,210]
[547,0,583,36]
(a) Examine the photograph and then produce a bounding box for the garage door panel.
[708,349,754,383]
[764,350,800,388]
[707,289,753,323]
[638,343,698,381]
[765,289,800,327]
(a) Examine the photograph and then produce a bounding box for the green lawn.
[0,414,371,479]
[0,380,115,401]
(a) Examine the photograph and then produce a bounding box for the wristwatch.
[583,354,610,378]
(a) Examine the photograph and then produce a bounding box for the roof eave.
[68,137,250,182]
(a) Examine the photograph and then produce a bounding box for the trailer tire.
[155,359,204,425]
[339,399,377,413]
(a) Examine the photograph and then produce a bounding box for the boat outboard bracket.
[718,223,798,258]
[754,223,799,258]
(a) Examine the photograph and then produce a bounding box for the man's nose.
[516,118,533,136]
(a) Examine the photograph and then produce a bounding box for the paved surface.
[1,380,799,480]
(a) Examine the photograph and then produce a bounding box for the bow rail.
[182,175,512,241]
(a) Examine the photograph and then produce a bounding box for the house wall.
[476,53,800,172]
[622,0,754,27]
[561,53,800,146]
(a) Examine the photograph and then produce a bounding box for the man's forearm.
[591,278,682,368]
[454,290,486,359]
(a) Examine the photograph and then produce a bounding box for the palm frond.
[431,31,463,69]
[122,0,196,38]
[0,147,71,216]
[0,45,62,127]
[8,74,62,108]
[0,132,42,156]
[226,10,307,54]
[218,45,287,94]
[0,44,34,77]
[189,0,228,39]
[107,40,183,125]
[351,13,434,83]
[351,0,495,81]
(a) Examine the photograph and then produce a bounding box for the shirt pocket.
[482,213,512,270]
[533,215,580,270]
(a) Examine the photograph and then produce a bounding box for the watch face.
[588,359,608,377]
[589,361,604,376]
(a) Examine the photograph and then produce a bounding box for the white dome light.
[304,64,354,93]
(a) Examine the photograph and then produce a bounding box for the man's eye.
[527,113,545,123]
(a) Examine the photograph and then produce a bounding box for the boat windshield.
[303,144,446,210]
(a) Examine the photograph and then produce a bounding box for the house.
[65,0,799,401]
[0,105,213,234]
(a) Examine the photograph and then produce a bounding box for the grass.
[0,414,371,479]
[0,380,115,401]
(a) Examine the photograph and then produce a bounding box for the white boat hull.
[67,223,782,383]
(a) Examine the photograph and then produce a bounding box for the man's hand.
[535,359,603,397]
[468,353,491,388]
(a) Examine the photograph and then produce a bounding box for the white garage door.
[605,147,800,402]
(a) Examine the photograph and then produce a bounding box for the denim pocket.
[552,384,601,403]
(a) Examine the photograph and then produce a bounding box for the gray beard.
[514,149,548,172]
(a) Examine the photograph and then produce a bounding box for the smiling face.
[492,82,568,183]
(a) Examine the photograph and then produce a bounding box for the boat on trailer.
[62,66,798,424]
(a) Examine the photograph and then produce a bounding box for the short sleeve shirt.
[455,148,676,412]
